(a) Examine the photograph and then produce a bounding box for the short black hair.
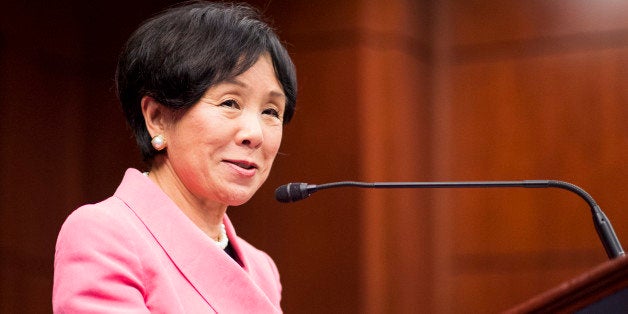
[116,1,297,162]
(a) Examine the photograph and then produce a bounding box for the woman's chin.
[220,189,256,207]
[226,196,252,207]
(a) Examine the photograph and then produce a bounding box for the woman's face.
[164,54,286,206]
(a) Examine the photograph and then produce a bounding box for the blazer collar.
[114,168,280,313]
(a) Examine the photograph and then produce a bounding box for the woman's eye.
[220,99,239,109]
[262,108,281,119]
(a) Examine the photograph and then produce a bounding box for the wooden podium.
[507,256,628,313]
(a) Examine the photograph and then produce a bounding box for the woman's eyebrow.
[269,90,286,99]
[224,78,246,87]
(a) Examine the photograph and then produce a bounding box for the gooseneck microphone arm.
[274,180,625,259]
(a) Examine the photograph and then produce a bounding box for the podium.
[507,256,628,313]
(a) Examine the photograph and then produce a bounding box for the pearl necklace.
[214,223,229,250]
[142,171,229,250]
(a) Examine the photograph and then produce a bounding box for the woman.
[53,2,296,313]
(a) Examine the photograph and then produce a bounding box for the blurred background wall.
[0,0,626,313]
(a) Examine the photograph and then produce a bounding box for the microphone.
[274,180,625,259]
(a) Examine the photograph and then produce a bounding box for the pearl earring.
[151,134,166,151]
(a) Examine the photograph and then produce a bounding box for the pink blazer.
[53,169,282,313]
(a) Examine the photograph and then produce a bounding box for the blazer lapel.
[114,169,280,313]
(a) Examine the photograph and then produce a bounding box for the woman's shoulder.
[63,197,132,227]
[56,196,140,248]
[53,197,150,312]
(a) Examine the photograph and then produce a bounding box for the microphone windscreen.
[275,183,309,202]
[275,184,292,202]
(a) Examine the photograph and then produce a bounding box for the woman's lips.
[223,159,258,177]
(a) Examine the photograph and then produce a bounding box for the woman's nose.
[236,112,263,148]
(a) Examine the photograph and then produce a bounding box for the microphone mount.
[274,180,625,259]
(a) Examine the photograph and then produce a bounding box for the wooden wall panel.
[355,1,432,312]
[433,0,628,312]
[452,0,628,46]
[0,4,87,312]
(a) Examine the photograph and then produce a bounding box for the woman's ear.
[141,96,167,138]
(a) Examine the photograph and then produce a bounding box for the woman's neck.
[146,159,227,241]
